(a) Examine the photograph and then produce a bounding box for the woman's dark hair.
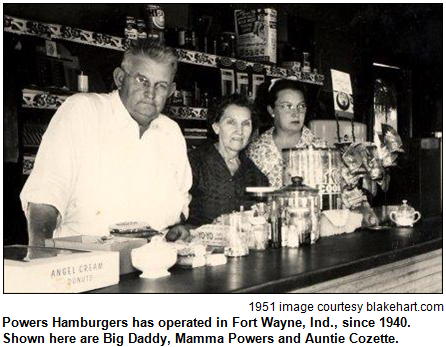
[207,94,259,138]
[267,79,307,108]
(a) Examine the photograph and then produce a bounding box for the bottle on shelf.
[177,28,187,48]
[269,200,282,249]
[180,29,198,51]
[181,89,193,107]
[302,52,311,73]
[211,37,218,55]
[201,91,210,108]
[77,71,88,93]
[280,198,289,247]
[191,31,199,51]
[195,15,218,53]
[193,82,201,107]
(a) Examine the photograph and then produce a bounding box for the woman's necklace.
[215,143,240,168]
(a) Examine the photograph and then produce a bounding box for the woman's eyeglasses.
[277,102,307,114]
[120,67,170,93]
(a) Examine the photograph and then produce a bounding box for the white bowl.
[131,240,177,279]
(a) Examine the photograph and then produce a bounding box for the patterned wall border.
[164,106,208,121]
[6,15,324,85]
[22,89,209,121]
[23,155,36,175]
[4,15,129,51]
[22,89,70,109]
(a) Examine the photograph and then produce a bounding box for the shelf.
[4,15,129,51]
[21,89,209,121]
[184,128,208,141]
[5,15,324,85]
[175,49,324,84]
[23,124,46,147]
[165,106,208,121]
[184,135,207,140]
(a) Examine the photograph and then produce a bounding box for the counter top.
[92,219,442,293]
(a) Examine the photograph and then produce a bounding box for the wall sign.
[331,69,354,119]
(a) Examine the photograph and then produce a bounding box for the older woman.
[246,79,326,188]
[187,94,269,226]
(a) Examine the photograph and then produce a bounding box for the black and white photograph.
[3,3,442,293]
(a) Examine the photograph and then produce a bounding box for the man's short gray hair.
[121,39,178,76]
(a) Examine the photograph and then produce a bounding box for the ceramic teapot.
[390,200,421,227]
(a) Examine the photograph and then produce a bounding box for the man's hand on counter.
[27,203,59,246]
[166,224,191,242]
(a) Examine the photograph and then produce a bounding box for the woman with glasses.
[246,78,326,188]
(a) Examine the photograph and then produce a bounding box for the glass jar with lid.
[272,176,321,245]
[282,146,343,211]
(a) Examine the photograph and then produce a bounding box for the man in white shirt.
[20,40,192,246]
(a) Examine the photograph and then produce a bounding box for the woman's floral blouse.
[246,126,327,188]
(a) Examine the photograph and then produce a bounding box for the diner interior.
[3,4,442,293]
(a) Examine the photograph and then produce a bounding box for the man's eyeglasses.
[120,67,170,94]
[277,102,307,114]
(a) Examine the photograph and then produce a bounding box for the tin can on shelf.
[177,28,187,48]
[145,5,165,43]
[136,19,147,40]
[124,16,138,41]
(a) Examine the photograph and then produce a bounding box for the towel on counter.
[320,210,363,237]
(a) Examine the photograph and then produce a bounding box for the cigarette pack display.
[4,245,119,293]
[45,235,147,275]
[234,8,277,63]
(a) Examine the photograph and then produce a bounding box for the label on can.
[146,5,165,30]
[136,19,147,40]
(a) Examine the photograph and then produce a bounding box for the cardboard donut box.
[4,245,120,293]
[45,235,147,275]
